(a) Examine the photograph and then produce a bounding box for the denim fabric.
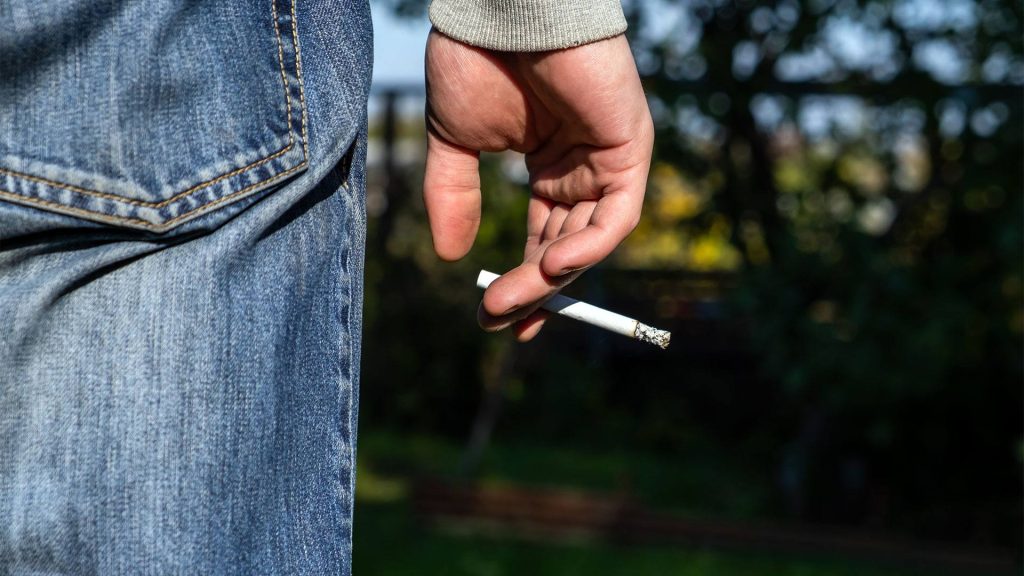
[0,0,372,573]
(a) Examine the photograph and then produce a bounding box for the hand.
[423,30,653,341]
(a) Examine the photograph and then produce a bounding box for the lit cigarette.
[476,270,671,349]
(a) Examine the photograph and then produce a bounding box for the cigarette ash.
[635,322,671,349]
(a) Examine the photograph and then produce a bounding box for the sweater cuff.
[428,0,627,52]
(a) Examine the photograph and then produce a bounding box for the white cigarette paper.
[476,270,671,349]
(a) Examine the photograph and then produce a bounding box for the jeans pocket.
[0,0,308,233]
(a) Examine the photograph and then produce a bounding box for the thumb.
[423,129,482,261]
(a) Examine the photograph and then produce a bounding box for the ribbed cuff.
[428,0,627,52]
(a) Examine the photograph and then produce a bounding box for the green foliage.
[624,0,1023,540]
[353,433,956,576]
[357,430,772,518]
[365,0,1023,552]
[355,501,941,576]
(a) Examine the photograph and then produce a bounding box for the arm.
[423,0,653,340]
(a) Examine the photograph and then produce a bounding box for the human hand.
[423,30,653,341]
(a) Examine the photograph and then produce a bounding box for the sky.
[371,6,431,87]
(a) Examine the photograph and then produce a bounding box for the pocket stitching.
[0,160,307,229]
[289,0,309,161]
[0,143,294,209]
[0,0,307,227]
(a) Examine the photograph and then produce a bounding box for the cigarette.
[476,270,671,349]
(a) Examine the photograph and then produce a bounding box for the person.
[0,0,651,573]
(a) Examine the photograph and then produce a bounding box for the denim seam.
[0,0,306,223]
[272,0,297,167]
[0,160,306,230]
[343,178,356,548]
[289,0,309,161]
[0,144,293,209]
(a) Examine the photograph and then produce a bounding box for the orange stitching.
[0,0,306,217]
[0,143,291,209]
[272,0,295,144]
[160,160,307,227]
[290,0,309,161]
[0,160,308,231]
[0,189,147,227]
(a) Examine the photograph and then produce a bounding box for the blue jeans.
[0,0,372,573]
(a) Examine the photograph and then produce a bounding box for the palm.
[424,30,653,340]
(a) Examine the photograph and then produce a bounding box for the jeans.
[0,0,372,573]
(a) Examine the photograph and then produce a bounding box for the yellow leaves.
[838,153,887,197]
[650,162,705,222]
[657,187,703,221]
[614,163,743,270]
[775,157,812,193]
[617,203,742,271]
[689,217,742,271]
[355,462,408,503]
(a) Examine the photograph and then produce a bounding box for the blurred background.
[356,1,1022,574]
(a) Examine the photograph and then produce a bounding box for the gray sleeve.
[428,0,627,52]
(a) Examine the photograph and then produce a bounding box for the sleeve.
[428,0,627,52]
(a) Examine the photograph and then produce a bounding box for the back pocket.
[0,0,308,232]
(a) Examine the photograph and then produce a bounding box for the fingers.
[483,198,604,339]
[526,137,652,275]
[480,262,556,320]
[486,197,597,323]
[477,262,581,332]
[423,130,482,261]
[540,184,644,277]
[556,201,597,238]
[525,195,555,259]
[479,301,550,341]
[528,198,595,256]
[514,309,550,342]
[539,203,569,247]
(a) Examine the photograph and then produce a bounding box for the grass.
[354,500,947,576]
[351,431,988,576]
[356,430,772,519]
